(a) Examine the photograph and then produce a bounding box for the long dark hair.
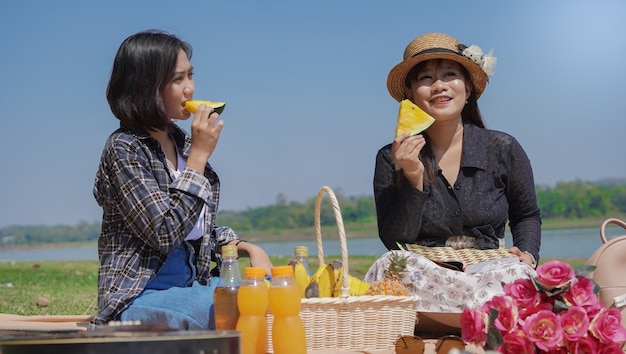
[404,60,486,185]
[106,29,193,133]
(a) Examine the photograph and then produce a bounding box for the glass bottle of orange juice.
[268,265,306,354]
[236,267,268,354]
[214,244,241,330]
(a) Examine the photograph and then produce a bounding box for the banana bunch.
[303,260,370,298]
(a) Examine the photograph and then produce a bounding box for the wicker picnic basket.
[265,186,419,353]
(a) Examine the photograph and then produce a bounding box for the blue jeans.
[120,242,218,330]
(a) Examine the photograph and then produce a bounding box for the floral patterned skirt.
[364,250,536,313]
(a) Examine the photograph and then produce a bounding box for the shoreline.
[2,217,623,254]
[0,242,97,252]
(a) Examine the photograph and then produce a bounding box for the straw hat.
[387,33,496,102]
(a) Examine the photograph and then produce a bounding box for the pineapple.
[366,252,410,296]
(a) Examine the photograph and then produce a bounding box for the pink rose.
[542,347,568,354]
[590,308,626,344]
[559,306,590,341]
[503,278,540,309]
[564,335,599,354]
[519,299,554,322]
[541,347,569,354]
[535,260,575,290]
[585,301,604,319]
[523,310,563,351]
[562,276,600,309]
[595,340,625,353]
[460,307,489,346]
[495,330,535,354]
[482,295,518,334]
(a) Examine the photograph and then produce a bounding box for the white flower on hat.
[462,44,497,77]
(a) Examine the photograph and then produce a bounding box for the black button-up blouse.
[373,122,542,262]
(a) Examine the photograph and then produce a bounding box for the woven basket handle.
[600,218,626,243]
[314,186,350,298]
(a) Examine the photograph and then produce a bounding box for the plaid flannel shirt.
[92,124,238,324]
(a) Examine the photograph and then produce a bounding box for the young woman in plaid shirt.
[92,30,272,328]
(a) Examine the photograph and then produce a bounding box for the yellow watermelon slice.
[184,100,226,115]
[395,99,435,136]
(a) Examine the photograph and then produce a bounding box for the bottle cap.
[221,244,238,258]
[271,265,294,277]
[244,267,266,278]
[294,246,309,258]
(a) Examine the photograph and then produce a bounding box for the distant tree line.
[536,181,626,218]
[1,181,625,247]
[0,221,101,247]
[216,191,376,232]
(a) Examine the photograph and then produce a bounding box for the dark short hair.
[106,30,193,133]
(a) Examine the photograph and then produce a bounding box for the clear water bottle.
[293,246,311,276]
[214,244,241,330]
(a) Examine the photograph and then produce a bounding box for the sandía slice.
[184,100,226,115]
[395,99,435,136]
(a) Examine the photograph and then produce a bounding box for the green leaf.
[553,299,570,312]
[488,308,498,327]
[575,265,596,276]
[486,325,504,350]
[544,286,568,297]
[592,280,600,295]
[484,308,503,350]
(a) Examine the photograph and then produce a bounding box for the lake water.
[0,227,624,262]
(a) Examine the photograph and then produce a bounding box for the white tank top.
[169,150,205,241]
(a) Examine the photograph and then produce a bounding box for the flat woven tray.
[265,186,419,353]
[405,244,512,267]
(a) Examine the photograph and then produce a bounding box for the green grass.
[0,260,99,316]
[0,256,586,317]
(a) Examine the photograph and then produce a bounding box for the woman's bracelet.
[235,239,247,246]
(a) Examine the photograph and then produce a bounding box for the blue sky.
[1,1,625,228]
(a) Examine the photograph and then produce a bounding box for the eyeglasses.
[394,335,466,354]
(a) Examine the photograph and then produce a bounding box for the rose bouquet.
[461,260,626,353]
